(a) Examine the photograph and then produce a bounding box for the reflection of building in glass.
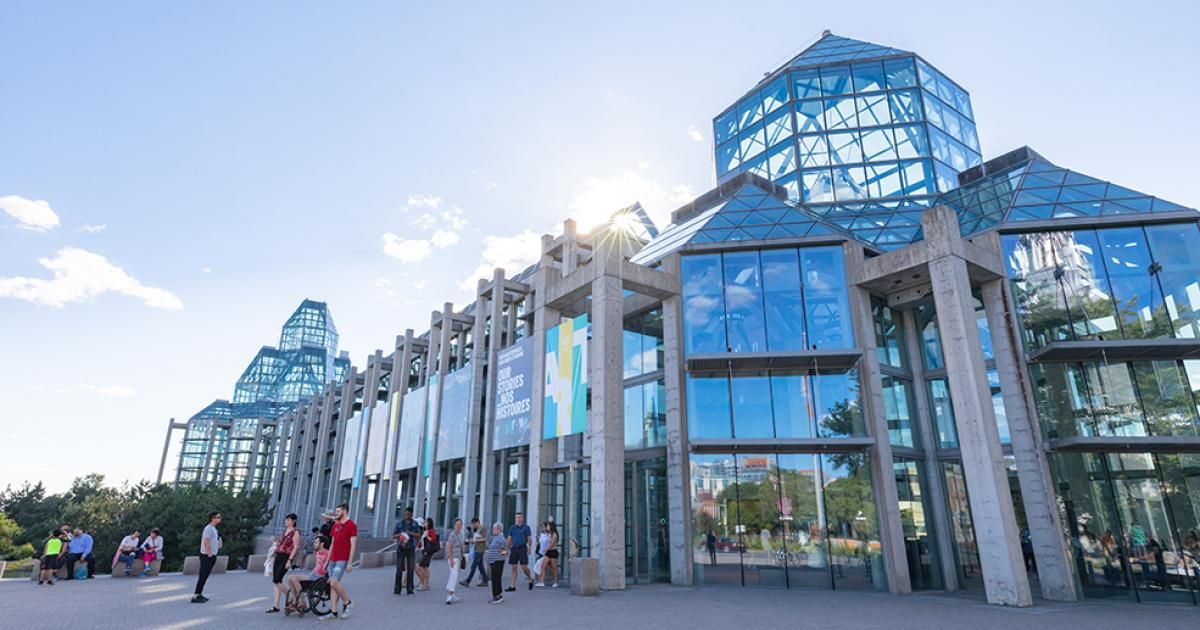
[162,32,1200,607]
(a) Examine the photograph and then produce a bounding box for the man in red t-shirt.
[324,503,357,620]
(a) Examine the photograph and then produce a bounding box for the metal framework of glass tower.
[173,299,351,491]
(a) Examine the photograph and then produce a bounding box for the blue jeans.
[465,550,489,584]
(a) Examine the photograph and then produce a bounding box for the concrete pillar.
[157,418,176,485]
[421,303,455,520]
[479,271,509,524]
[462,278,492,523]
[589,272,625,590]
[659,256,691,585]
[982,279,1079,601]
[326,369,358,511]
[380,332,415,535]
[414,312,443,517]
[846,244,913,595]
[901,313,961,592]
[928,255,1032,607]
[350,353,383,523]
[527,244,556,529]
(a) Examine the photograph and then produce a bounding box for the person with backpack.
[416,518,438,591]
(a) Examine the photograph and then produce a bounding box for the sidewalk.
[0,561,1194,629]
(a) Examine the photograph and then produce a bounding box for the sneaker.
[191,595,205,604]
[489,596,504,604]
[446,597,453,605]
[528,580,534,591]
[505,586,516,592]
[551,582,560,588]
[319,613,339,621]
[459,580,470,587]
[477,581,488,587]
[451,595,460,603]
[536,582,546,587]
[341,601,353,618]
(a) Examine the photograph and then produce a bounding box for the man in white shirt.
[191,512,222,603]
[116,529,141,576]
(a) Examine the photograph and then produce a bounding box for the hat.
[415,517,426,527]
[321,511,335,520]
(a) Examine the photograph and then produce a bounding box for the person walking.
[416,518,439,591]
[140,529,164,577]
[191,511,222,603]
[706,530,717,566]
[445,518,465,605]
[267,513,302,613]
[322,503,357,621]
[543,522,560,587]
[534,522,551,586]
[392,508,420,595]
[65,527,94,580]
[506,512,534,591]
[486,522,507,604]
[461,518,489,588]
[38,529,66,585]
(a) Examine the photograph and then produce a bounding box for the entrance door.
[541,465,591,582]
[624,456,671,584]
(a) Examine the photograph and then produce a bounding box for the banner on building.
[544,314,588,439]
[437,366,473,462]
[365,401,389,477]
[396,386,425,471]
[423,373,440,476]
[352,406,373,489]
[382,392,401,480]
[493,336,533,450]
[340,411,361,482]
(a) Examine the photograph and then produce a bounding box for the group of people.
[37,524,164,585]
[392,510,560,606]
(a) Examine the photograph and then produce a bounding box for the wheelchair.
[284,575,332,618]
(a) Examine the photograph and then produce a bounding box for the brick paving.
[1,562,1195,629]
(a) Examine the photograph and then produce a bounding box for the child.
[39,530,65,585]
[286,535,330,612]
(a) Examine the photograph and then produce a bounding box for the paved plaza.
[1,563,1195,629]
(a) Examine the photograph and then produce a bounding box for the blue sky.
[2,1,1197,492]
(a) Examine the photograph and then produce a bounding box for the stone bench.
[358,552,384,568]
[111,558,162,577]
[247,554,268,574]
[182,556,229,575]
[570,558,599,596]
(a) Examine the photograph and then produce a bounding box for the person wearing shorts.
[322,504,356,621]
[505,512,534,591]
[287,535,329,610]
[38,530,65,585]
[267,513,301,614]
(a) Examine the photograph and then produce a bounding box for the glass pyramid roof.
[630,180,856,265]
[783,33,912,71]
[929,148,1197,239]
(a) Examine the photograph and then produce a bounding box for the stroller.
[284,575,332,618]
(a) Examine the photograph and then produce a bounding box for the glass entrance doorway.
[625,456,671,584]
[541,465,591,582]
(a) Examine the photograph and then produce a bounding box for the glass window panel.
[623,327,642,379]
[767,141,796,179]
[872,298,907,368]
[624,384,644,449]
[732,454,788,587]
[915,300,943,369]
[916,59,938,93]
[948,139,968,171]
[928,379,958,448]
[1082,362,1147,437]
[690,453,741,584]
[776,454,830,588]
[681,254,727,354]
[815,371,863,437]
[643,308,664,374]
[801,247,853,349]
[792,69,822,100]
[943,109,963,144]
[929,127,950,163]
[737,95,763,131]
[883,57,917,89]
[820,64,853,96]
[941,461,983,588]
[798,134,829,168]
[851,61,886,93]
[1156,451,1200,597]
[643,380,666,448]
[722,250,767,353]
[1146,223,1200,339]
[1104,453,1191,599]
[963,123,981,153]
[893,124,928,159]
[888,89,921,124]
[936,76,956,110]
[894,458,944,590]
[827,131,862,164]
[822,453,885,591]
[923,91,944,129]
[865,162,902,198]
[934,160,959,193]
[771,374,812,438]
[716,140,740,177]
[715,109,737,145]
[860,128,895,162]
[795,99,825,133]
[1002,233,1073,349]
[802,169,835,203]
[761,76,788,115]
[777,172,801,202]
[832,165,866,201]
[764,108,793,147]
[955,88,973,121]
[739,124,766,162]
[731,374,774,439]
[686,375,732,439]
[987,368,1010,445]
[1030,363,1095,440]
[1099,227,1171,339]
[900,160,936,197]
[823,97,857,130]
[856,93,891,127]
[882,375,916,447]
[1133,361,1200,437]
[1059,229,1122,340]
[745,153,769,180]
[762,248,805,351]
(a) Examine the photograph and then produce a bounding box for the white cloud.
[80,383,136,398]
[0,195,61,231]
[460,229,543,291]
[567,170,696,231]
[637,161,651,171]
[412,213,438,230]
[78,223,107,234]
[484,181,498,191]
[440,207,467,231]
[687,124,705,143]
[0,247,183,309]
[382,233,433,262]
[431,229,460,247]
[202,267,212,274]
[412,280,429,290]
[404,194,443,211]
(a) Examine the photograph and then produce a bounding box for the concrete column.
[901,313,961,592]
[414,312,443,517]
[660,256,691,585]
[380,332,415,535]
[326,370,358,511]
[982,279,1079,601]
[422,304,455,520]
[929,255,1032,607]
[479,271,508,524]
[527,247,556,529]
[462,278,491,523]
[350,353,383,523]
[589,273,625,590]
[846,243,913,595]
[157,418,176,485]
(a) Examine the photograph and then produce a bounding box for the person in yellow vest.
[38,530,67,585]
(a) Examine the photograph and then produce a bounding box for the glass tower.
[713,32,982,248]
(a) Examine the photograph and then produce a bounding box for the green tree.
[0,511,33,560]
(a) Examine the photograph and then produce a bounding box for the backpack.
[424,533,440,555]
